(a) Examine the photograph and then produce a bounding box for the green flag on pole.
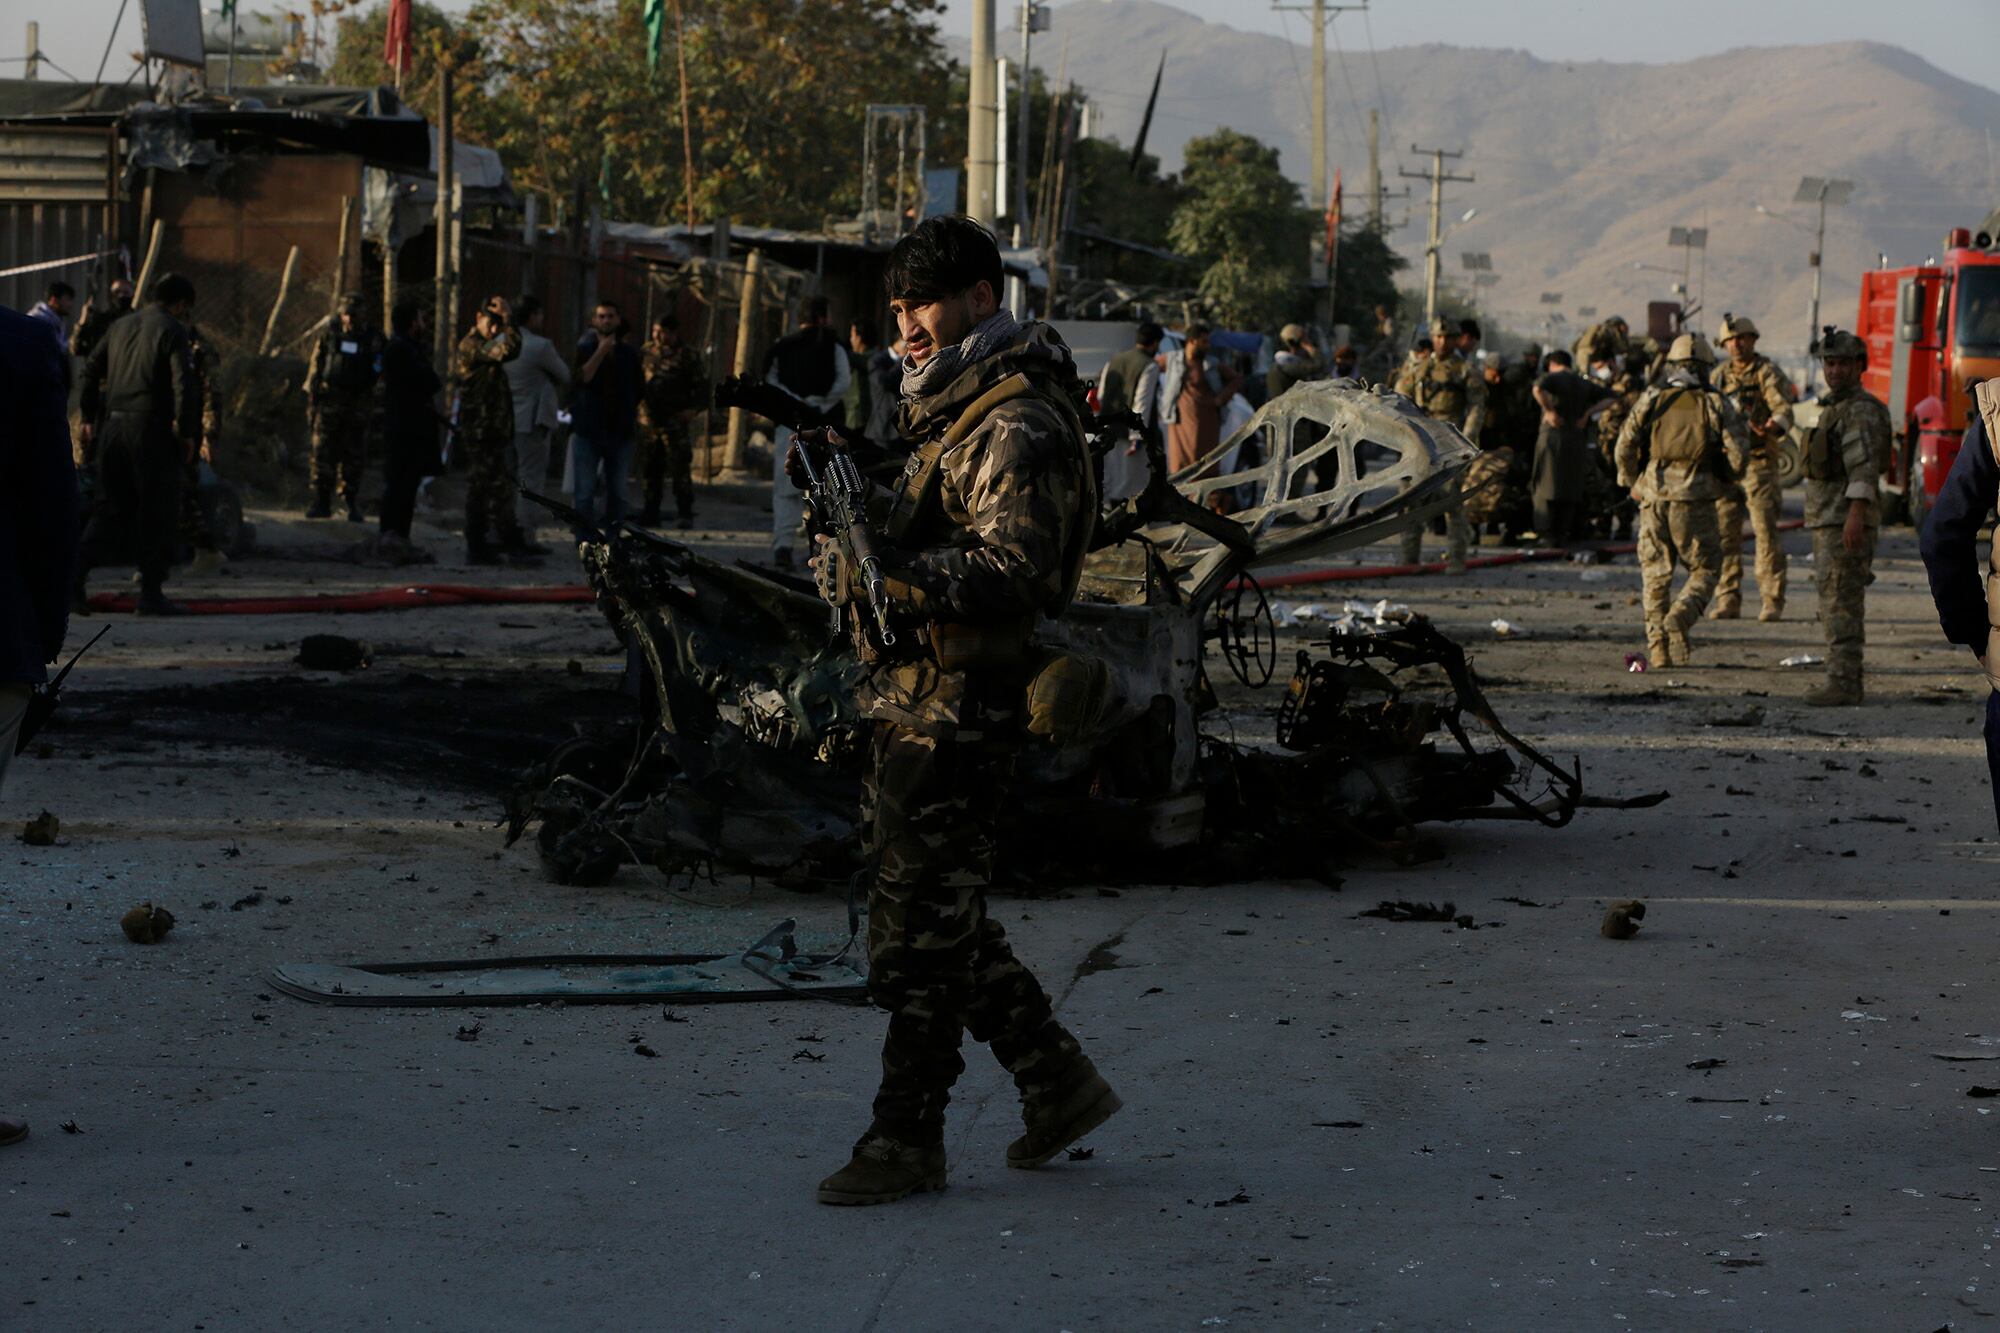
[642,0,666,72]
[220,0,236,17]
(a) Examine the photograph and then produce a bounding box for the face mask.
[1593,365,1613,381]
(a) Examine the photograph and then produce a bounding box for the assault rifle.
[789,427,896,648]
[16,626,110,755]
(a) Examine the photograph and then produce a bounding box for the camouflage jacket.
[454,326,522,442]
[1596,372,1645,450]
[1404,350,1487,440]
[307,323,384,400]
[1711,353,1794,461]
[187,324,219,457]
[857,322,1092,736]
[640,339,707,427]
[1614,375,1752,503]
[1803,383,1889,528]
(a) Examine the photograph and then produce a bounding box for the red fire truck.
[1855,222,2000,526]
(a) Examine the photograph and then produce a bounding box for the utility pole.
[434,61,455,377]
[1013,1,1046,234]
[967,0,998,228]
[1272,1,1368,226]
[1366,109,1379,228]
[1400,145,1473,329]
[1795,175,1852,368]
[25,21,37,79]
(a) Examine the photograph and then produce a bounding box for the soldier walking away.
[1,300,79,1148]
[1615,333,1751,669]
[764,296,851,569]
[1398,316,1486,571]
[808,216,1118,1206]
[304,293,383,520]
[1919,379,2000,828]
[455,297,537,564]
[178,322,227,578]
[77,273,201,616]
[1709,314,1795,621]
[638,316,708,529]
[1800,328,1887,706]
[377,299,442,558]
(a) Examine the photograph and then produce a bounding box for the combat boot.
[816,1130,947,1206]
[304,490,333,519]
[1708,597,1741,620]
[1805,676,1863,707]
[1647,636,1673,671]
[1758,601,1784,623]
[1007,1059,1123,1169]
[1665,624,1692,667]
[134,588,185,616]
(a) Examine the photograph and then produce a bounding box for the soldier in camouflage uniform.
[178,322,225,576]
[1801,329,1888,705]
[1709,314,1795,621]
[1615,333,1751,668]
[454,301,529,563]
[304,293,383,520]
[1584,351,1647,540]
[1397,317,1485,571]
[809,216,1117,1207]
[638,317,708,529]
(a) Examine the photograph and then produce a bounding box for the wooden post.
[131,217,164,302]
[330,195,354,314]
[259,245,302,355]
[381,235,397,331]
[446,174,463,362]
[672,0,697,229]
[723,248,763,473]
[433,62,454,375]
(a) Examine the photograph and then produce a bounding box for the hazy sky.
[16,0,2000,94]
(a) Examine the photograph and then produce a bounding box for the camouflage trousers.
[639,415,695,517]
[1811,525,1875,688]
[1399,479,1471,569]
[861,715,1081,1145]
[179,452,216,554]
[1459,449,1514,527]
[462,429,523,547]
[1715,457,1787,611]
[1637,499,1721,645]
[309,393,371,501]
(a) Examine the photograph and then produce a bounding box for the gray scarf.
[900,309,1025,401]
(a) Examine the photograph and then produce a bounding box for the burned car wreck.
[509,380,1660,889]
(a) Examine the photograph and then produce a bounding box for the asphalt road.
[6,502,1998,1330]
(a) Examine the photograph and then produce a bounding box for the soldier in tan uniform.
[1801,328,1889,705]
[1614,333,1751,668]
[1397,317,1485,571]
[1709,314,1795,621]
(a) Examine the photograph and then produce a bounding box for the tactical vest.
[1977,380,2000,690]
[1413,357,1468,422]
[323,329,378,394]
[883,370,1097,666]
[1805,398,1847,483]
[1647,387,1713,465]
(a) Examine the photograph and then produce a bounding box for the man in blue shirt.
[1918,381,2000,829]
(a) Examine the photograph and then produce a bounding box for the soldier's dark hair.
[391,298,421,333]
[1416,337,1434,354]
[851,318,879,346]
[1136,321,1163,346]
[152,272,195,307]
[884,215,1004,303]
[1458,319,1481,339]
[1546,349,1573,369]
[47,280,75,301]
[804,295,831,323]
[514,295,543,325]
[1187,322,1212,340]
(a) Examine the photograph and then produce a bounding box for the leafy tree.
[1330,221,1406,335]
[1166,128,1310,329]
[327,0,481,111]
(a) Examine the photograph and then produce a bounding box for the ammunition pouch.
[1804,416,1839,483]
[1022,647,1112,745]
[928,617,1033,672]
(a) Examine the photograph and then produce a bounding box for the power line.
[94,0,133,86]
[1358,7,1400,176]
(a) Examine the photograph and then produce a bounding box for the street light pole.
[968,0,998,228]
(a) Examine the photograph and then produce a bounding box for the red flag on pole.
[1324,168,1342,267]
[383,0,414,84]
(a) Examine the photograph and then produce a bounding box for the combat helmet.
[338,291,366,315]
[1717,311,1759,344]
[1429,315,1456,341]
[1665,332,1717,365]
[1818,326,1866,362]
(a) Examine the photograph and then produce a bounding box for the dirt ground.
[8,485,2000,1330]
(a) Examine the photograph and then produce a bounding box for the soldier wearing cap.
[1709,313,1795,621]
[1614,332,1751,668]
[1800,328,1887,705]
[304,293,383,520]
[1397,315,1486,571]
